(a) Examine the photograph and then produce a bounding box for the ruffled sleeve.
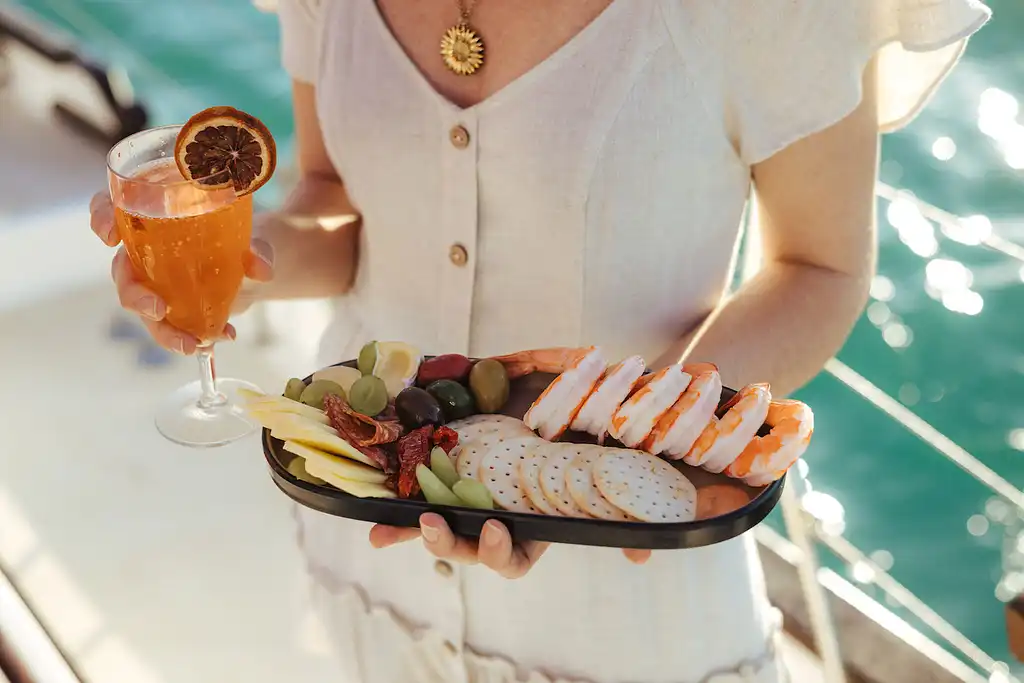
[723,0,992,165]
[275,0,322,84]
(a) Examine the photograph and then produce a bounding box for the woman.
[91,0,991,680]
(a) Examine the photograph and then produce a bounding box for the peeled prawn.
[684,383,771,472]
[641,362,722,459]
[490,347,595,380]
[608,364,691,448]
[523,347,606,441]
[570,355,646,441]
[725,399,813,486]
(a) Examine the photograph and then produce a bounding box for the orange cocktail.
[111,158,252,342]
[107,112,275,448]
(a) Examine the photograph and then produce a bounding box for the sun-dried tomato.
[431,425,459,454]
[396,425,434,498]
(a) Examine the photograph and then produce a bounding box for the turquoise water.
[9,0,1024,674]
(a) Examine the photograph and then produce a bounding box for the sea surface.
[8,0,1024,675]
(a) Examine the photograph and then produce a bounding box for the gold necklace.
[440,0,485,76]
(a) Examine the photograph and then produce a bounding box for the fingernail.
[421,523,439,543]
[136,296,163,321]
[172,337,189,355]
[254,241,275,268]
[482,521,502,547]
[225,325,237,341]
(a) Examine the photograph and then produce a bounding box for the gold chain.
[456,0,478,25]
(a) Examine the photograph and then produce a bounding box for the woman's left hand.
[370,514,651,579]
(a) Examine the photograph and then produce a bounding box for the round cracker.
[566,448,633,521]
[478,437,543,513]
[516,452,562,516]
[448,417,536,479]
[454,439,492,480]
[448,414,533,443]
[537,445,592,518]
[593,450,697,523]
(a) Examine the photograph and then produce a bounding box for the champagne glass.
[107,125,261,447]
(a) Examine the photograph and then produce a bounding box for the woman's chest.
[374,0,616,110]
[315,0,748,220]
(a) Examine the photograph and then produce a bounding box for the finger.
[243,238,274,282]
[111,248,167,321]
[369,524,422,549]
[140,317,199,355]
[478,520,549,579]
[90,192,120,246]
[622,548,652,565]
[420,513,479,564]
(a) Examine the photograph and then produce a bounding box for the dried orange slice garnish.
[174,106,277,196]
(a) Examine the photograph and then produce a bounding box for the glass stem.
[195,343,226,410]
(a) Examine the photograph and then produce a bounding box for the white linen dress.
[273,1,991,681]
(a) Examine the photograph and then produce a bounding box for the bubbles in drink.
[127,158,231,219]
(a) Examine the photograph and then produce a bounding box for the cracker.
[478,437,543,513]
[454,439,491,480]
[448,414,533,443]
[516,452,562,516]
[537,444,592,518]
[453,429,539,480]
[593,450,697,523]
[566,448,633,521]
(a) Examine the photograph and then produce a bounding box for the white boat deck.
[0,50,825,683]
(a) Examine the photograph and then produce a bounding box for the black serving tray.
[263,359,785,550]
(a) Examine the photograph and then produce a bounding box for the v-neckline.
[365,0,628,116]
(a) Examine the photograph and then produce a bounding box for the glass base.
[155,378,262,448]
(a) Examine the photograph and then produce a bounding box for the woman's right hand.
[90,191,276,355]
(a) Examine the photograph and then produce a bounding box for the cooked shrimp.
[489,346,595,380]
[523,347,606,441]
[684,383,771,472]
[570,355,646,441]
[724,399,814,486]
[641,363,722,459]
[608,364,691,448]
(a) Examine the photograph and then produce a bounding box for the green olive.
[357,341,378,376]
[283,377,307,402]
[299,379,345,410]
[468,359,510,414]
[348,375,389,416]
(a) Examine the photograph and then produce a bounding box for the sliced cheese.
[284,440,388,484]
[270,422,382,469]
[238,389,330,423]
[303,459,396,498]
[250,409,333,433]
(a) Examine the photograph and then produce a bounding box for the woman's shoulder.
[658,0,992,164]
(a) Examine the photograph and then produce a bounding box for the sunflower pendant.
[441,23,484,76]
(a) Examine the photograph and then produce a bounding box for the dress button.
[449,125,470,149]
[449,243,468,266]
[434,559,454,577]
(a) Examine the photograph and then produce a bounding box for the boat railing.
[750,184,1024,683]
